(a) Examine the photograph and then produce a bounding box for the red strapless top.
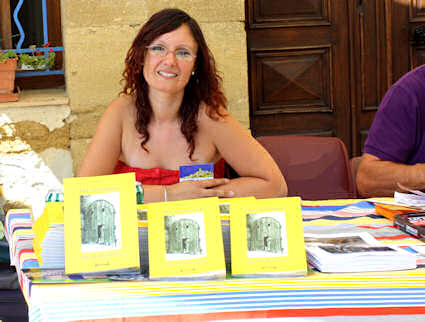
[113,159,226,185]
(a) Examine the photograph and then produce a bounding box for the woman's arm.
[357,153,425,197]
[195,108,287,198]
[77,98,125,177]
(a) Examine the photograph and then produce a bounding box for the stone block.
[0,105,71,132]
[71,112,104,139]
[62,0,150,28]
[62,0,243,28]
[201,22,249,127]
[64,25,137,113]
[0,120,70,154]
[0,151,67,206]
[71,138,91,175]
[147,0,244,22]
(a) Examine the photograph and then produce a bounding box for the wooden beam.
[0,0,12,49]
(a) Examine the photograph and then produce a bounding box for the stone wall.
[62,0,248,174]
[0,90,72,205]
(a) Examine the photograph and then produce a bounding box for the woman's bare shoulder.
[105,95,136,118]
[109,94,135,109]
[198,103,230,125]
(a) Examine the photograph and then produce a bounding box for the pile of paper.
[394,191,425,208]
[305,232,417,272]
[39,223,64,269]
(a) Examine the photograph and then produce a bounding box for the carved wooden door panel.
[247,0,352,152]
[248,0,424,156]
[352,0,425,155]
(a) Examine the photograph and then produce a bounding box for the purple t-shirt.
[363,64,425,165]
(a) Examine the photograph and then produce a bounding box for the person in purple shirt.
[357,64,425,197]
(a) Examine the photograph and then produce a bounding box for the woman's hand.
[166,179,234,201]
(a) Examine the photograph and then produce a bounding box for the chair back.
[350,156,362,198]
[256,135,356,200]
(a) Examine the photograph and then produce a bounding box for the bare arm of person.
[167,108,287,199]
[144,178,234,202]
[357,153,425,197]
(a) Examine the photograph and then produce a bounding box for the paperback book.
[394,190,425,209]
[63,173,140,275]
[32,198,65,269]
[230,197,307,277]
[146,197,226,280]
[23,268,146,284]
[304,232,417,272]
[218,197,256,219]
[394,211,425,241]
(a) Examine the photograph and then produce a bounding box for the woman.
[78,8,287,202]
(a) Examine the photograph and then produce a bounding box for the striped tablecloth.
[6,200,425,322]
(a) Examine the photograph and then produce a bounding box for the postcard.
[179,163,214,182]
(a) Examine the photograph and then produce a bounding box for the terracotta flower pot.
[0,58,18,94]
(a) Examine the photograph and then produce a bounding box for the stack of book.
[30,172,310,281]
[32,196,65,269]
[304,232,417,272]
[394,190,425,208]
[38,223,64,268]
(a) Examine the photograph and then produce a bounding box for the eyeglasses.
[146,44,196,62]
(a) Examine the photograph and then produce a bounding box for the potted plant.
[18,43,55,71]
[0,50,19,102]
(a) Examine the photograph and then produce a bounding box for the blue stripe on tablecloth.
[6,213,31,231]
[28,288,425,321]
[301,201,375,212]
[303,214,383,222]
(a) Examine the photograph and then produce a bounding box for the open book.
[304,232,417,272]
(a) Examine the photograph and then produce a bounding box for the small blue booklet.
[179,163,214,182]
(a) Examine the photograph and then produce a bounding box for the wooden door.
[352,0,425,155]
[247,0,352,152]
[247,0,425,157]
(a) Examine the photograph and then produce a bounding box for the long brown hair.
[121,8,227,159]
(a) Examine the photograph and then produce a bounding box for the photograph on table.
[80,192,121,252]
[164,212,206,261]
[63,173,140,275]
[246,211,288,258]
[230,197,307,278]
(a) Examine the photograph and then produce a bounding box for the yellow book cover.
[64,173,140,275]
[32,201,64,266]
[147,197,226,280]
[137,204,148,228]
[230,197,307,277]
[218,197,256,220]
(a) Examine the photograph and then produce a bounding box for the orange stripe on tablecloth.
[375,235,413,240]
[356,225,394,229]
[71,306,425,322]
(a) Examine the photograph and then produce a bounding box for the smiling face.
[143,24,198,97]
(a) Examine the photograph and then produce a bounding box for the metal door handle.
[357,0,366,15]
[413,25,425,46]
